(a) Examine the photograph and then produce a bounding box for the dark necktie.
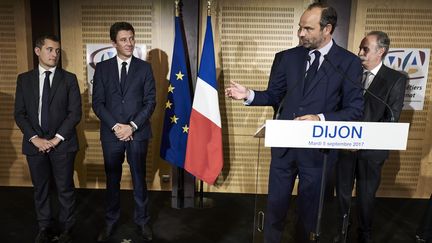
[120,61,127,92]
[304,50,321,94]
[41,71,51,133]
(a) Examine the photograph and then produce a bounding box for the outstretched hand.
[225,81,250,100]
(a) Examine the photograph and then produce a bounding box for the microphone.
[323,55,395,122]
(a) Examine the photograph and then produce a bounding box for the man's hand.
[31,137,54,152]
[225,81,250,100]
[294,114,320,121]
[114,124,133,141]
[48,137,62,149]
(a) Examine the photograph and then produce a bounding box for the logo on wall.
[86,44,147,96]
[384,48,430,110]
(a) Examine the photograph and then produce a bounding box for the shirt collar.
[38,65,56,76]
[117,56,132,66]
[308,39,333,57]
[366,62,382,76]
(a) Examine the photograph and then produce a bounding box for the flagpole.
[198,0,212,209]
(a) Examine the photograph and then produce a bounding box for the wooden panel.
[0,0,32,187]
[203,0,305,193]
[60,0,175,190]
[349,0,432,198]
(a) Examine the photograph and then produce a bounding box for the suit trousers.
[101,140,150,227]
[26,151,76,230]
[264,148,335,243]
[336,150,385,241]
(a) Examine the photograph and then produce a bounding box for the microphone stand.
[322,55,396,242]
[311,148,329,243]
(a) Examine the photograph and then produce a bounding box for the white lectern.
[256,120,410,242]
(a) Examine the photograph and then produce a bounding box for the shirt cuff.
[243,89,255,105]
[112,123,120,131]
[29,135,38,142]
[55,134,65,141]
[130,121,138,130]
[317,113,325,121]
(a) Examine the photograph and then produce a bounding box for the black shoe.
[416,235,427,243]
[58,231,72,243]
[97,225,115,242]
[139,224,153,241]
[333,234,350,243]
[35,228,49,243]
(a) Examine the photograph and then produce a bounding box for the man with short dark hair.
[92,22,156,242]
[334,31,407,243]
[225,3,364,243]
[14,35,82,243]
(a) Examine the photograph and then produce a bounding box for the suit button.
[122,100,125,104]
[299,107,304,111]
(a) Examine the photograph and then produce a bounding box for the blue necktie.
[304,51,321,94]
[120,62,127,92]
[41,71,51,133]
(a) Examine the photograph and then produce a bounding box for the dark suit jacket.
[252,42,364,159]
[14,68,82,155]
[92,56,156,142]
[359,64,407,161]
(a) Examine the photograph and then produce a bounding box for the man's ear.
[34,47,41,56]
[378,47,385,57]
[324,24,332,35]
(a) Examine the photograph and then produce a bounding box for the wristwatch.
[129,124,137,133]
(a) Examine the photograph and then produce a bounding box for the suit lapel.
[111,57,122,94]
[31,69,40,108]
[49,68,63,104]
[303,44,340,97]
[366,65,385,95]
[122,56,137,94]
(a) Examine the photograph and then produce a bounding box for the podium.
[252,120,409,242]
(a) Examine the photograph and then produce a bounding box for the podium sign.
[265,120,409,150]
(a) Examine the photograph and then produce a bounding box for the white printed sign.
[265,120,409,150]
[384,48,430,110]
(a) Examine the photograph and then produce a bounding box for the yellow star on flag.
[176,71,184,80]
[165,100,172,109]
[170,115,179,124]
[182,124,189,133]
[168,84,175,93]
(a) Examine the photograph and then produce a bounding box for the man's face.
[113,30,135,60]
[298,7,330,50]
[358,35,384,70]
[35,39,60,69]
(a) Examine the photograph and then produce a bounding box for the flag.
[160,16,192,168]
[185,15,223,185]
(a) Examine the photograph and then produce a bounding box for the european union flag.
[160,16,192,168]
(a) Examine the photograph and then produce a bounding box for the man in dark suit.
[92,22,156,242]
[14,35,82,243]
[225,3,363,243]
[334,31,407,243]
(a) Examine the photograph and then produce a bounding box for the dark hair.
[307,2,338,34]
[367,30,391,59]
[35,35,60,49]
[110,22,135,42]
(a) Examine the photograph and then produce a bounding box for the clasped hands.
[113,124,134,141]
[31,136,61,153]
[224,81,320,121]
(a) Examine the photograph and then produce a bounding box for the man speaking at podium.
[334,31,407,243]
[225,2,363,243]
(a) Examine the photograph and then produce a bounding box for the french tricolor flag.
[185,15,223,185]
